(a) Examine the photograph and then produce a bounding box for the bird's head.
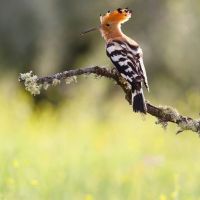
[100,8,132,31]
[81,8,132,39]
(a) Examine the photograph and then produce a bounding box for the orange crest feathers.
[100,8,132,25]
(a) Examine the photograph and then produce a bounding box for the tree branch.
[18,66,200,135]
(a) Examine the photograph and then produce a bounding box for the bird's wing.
[106,40,149,91]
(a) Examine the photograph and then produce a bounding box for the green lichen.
[177,118,200,134]
[43,82,50,90]
[52,78,61,86]
[155,119,168,130]
[65,76,77,84]
[19,71,42,95]
[159,105,180,122]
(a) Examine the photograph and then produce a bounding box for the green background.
[0,0,200,199]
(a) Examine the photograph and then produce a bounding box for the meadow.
[0,80,200,200]
[0,0,200,199]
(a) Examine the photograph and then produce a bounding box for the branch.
[18,66,200,135]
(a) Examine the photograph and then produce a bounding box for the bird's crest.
[100,8,132,25]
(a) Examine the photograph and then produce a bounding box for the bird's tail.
[132,83,147,114]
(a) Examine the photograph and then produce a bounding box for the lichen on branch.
[19,71,42,95]
[18,66,200,135]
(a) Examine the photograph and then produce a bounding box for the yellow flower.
[84,194,93,200]
[160,194,167,200]
[30,179,39,187]
[13,159,20,168]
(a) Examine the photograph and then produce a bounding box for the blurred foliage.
[0,85,200,199]
[0,1,200,198]
[0,0,199,101]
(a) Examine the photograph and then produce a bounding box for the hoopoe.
[82,8,149,113]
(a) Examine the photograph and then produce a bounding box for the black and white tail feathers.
[132,82,147,113]
[106,40,149,114]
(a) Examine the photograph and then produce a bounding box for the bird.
[82,8,149,113]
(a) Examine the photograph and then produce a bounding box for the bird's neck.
[101,24,138,46]
[101,24,124,42]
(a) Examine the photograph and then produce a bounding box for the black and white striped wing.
[106,40,149,90]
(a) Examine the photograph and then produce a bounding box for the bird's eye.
[106,24,110,27]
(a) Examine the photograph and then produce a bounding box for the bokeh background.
[0,0,200,199]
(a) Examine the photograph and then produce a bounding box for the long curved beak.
[81,27,99,36]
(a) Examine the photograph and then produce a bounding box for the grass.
[0,82,200,200]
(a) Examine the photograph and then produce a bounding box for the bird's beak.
[81,27,99,36]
